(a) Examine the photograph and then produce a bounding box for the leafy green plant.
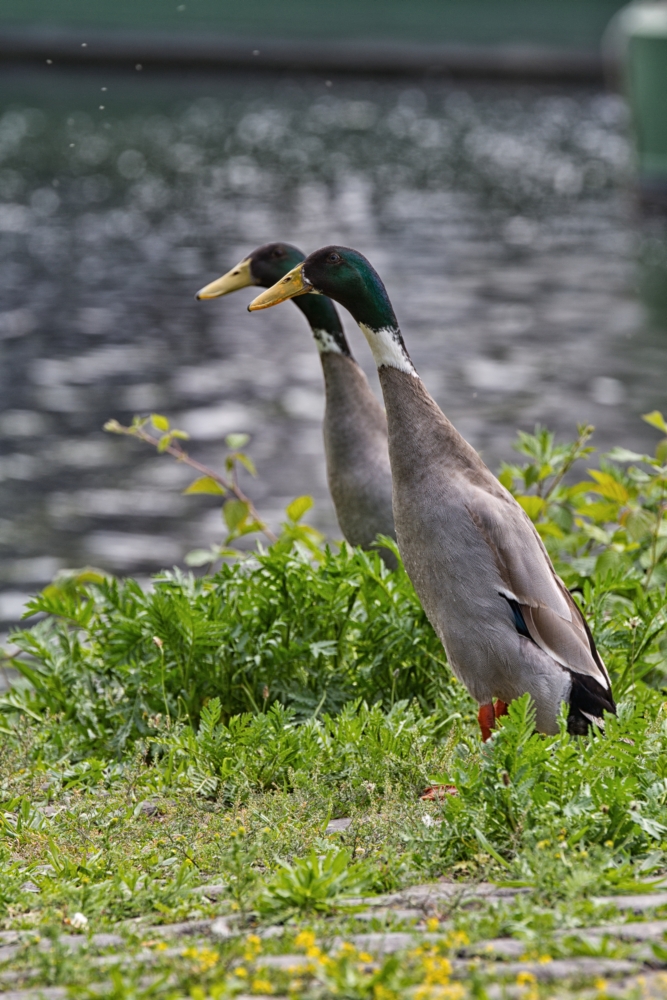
[0,545,465,755]
[259,848,371,917]
[104,415,276,554]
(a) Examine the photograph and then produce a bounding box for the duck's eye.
[328,252,341,263]
[271,248,285,258]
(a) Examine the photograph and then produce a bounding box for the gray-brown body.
[379,368,605,734]
[321,353,396,567]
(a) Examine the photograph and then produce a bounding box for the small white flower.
[421,814,435,828]
[70,912,88,929]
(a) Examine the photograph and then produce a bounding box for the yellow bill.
[195,257,254,300]
[248,263,312,311]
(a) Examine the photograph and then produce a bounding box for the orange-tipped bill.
[196,257,253,299]
[248,263,312,310]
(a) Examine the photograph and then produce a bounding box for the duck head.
[196,242,349,355]
[249,246,414,373]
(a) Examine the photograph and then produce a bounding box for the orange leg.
[478,702,495,742]
[479,700,510,741]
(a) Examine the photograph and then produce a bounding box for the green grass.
[1,419,667,997]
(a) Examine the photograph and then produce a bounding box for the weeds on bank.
[0,416,667,997]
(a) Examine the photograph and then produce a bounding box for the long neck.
[293,293,351,357]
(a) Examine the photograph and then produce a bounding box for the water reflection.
[0,66,666,626]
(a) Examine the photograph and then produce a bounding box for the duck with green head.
[196,243,396,566]
[249,246,616,739]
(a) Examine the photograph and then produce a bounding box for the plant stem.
[110,421,277,544]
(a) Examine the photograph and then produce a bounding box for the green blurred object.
[610,2,667,201]
[0,0,627,48]
[0,0,630,78]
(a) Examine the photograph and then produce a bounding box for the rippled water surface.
[1,65,666,626]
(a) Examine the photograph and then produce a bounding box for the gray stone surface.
[325,818,352,834]
[353,908,424,923]
[465,938,529,959]
[473,957,638,982]
[569,919,667,942]
[260,954,312,971]
[209,917,233,940]
[0,944,19,962]
[341,932,445,955]
[193,883,226,900]
[150,919,213,938]
[1,990,67,1000]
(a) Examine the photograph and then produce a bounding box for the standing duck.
[196,243,396,566]
[248,246,615,737]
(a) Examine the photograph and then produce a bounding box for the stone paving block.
[474,957,637,982]
[464,938,528,959]
[594,894,667,913]
[1,989,67,1000]
[604,971,667,998]
[353,908,425,923]
[325,818,352,834]
[149,919,214,938]
[210,918,234,940]
[340,931,445,954]
[568,920,667,942]
[193,884,226,900]
[0,931,20,944]
[260,954,312,971]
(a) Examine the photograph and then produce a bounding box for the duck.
[248,246,616,738]
[196,243,396,567]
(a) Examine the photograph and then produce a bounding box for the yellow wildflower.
[358,951,374,962]
[594,978,608,991]
[235,966,248,978]
[251,979,274,994]
[445,930,469,948]
[426,917,440,933]
[244,934,263,961]
[538,954,552,964]
[294,930,316,951]
[338,941,358,957]
[306,945,322,959]
[516,971,537,985]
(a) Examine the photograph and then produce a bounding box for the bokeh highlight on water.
[0,65,666,630]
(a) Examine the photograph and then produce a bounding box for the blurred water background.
[0,64,667,631]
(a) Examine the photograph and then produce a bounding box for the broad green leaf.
[183,476,225,496]
[225,433,250,450]
[157,434,172,452]
[497,468,513,490]
[151,414,170,432]
[235,452,257,477]
[588,470,629,503]
[625,508,656,542]
[517,495,545,521]
[184,548,218,567]
[170,428,190,440]
[643,410,667,433]
[223,499,250,531]
[607,447,651,463]
[286,495,313,523]
[577,500,620,523]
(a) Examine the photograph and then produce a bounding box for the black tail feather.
[567,671,616,736]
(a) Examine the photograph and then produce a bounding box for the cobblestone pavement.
[3,880,667,998]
